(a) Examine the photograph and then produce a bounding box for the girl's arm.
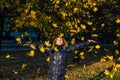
[66,39,96,52]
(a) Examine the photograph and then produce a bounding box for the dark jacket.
[47,42,89,80]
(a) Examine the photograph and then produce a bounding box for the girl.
[47,37,96,80]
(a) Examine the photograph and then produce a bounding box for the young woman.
[23,36,96,80]
[47,37,96,80]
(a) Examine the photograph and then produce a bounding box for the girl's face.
[56,37,64,45]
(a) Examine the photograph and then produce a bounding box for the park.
[0,0,120,80]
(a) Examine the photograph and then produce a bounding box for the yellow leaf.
[64,74,69,79]
[58,33,64,37]
[30,44,36,49]
[110,74,114,78]
[87,21,93,25]
[54,47,59,52]
[92,27,96,31]
[107,55,113,61]
[81,36,85,41]
[113,40,118,46]
[116,64,120,68]
[74,50,78,54]
[104,70,110,75]
[6,54,10,59]
[45,41,51,47]
[52,22,58,27]
[101,23,105,27]
[74,56,78,58]
[79,52,84,56]
[46,57,50,62]
[71,38,75,45]
[22,64,27,69]
[81,24,86,29]
[116,18,120,23]
[13,70,18,75]
[37,68,41,74]
[16,37,22,44]
[93,7,98,12]
[87,46,94,52]
[100,58,106,62]
[70,29,77,33]
[73,7,78,13]
[118,57,120,61]
[92,34,98,37]
[81,55,85,59]
[116,33,120,38]
[95,45,101,49]
[27,50,35,57]
[115,50,119,55]
[39,46,45,53]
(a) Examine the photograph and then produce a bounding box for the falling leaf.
[92,34,98,37]
[45,41,51,47]
[58,33,64,37]
[101,23,105,27]
[30,44,36,49]
[39,46,45,53]
[115,50,119,55]
[115,18,120,23]
[13,70,18,75]
[100,58,106,62]
[52,22,58,27]
[81,24,86,30]
[27,50,35,57]
[70,29,77,33]
[71,38,75,45]
[46,57,50,62]
[113,40,118,46]
[104,70,110,75]
[79,52,84,56]
[5,54,10,59]
[22,64,27,69]
[95,45,101,49]
[73,7,78,13]
[64,74,69,79]
[107,55,113,61]
[81,36,85,41]
[37,68,41,74]
[16,37,22,44]
[93,7,98,12]
[54,47,59,52]
[87,21,93,25]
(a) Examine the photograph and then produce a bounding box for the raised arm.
[66,39,96,52]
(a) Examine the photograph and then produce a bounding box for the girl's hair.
[52,37,68,50]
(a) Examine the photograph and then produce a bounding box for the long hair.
[52,37,68,50]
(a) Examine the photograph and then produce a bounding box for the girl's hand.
[88,39,96,43]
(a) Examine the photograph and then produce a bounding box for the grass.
[0,46,120,80]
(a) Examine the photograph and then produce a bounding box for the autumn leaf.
[27,50,35,57]
[16,37,22,44]
[6,54,10,59]
[13,70,18,75]
[93,7,98,12]
[30,44,36,49]
[45,41,51,47]
[87,21,93,25]
[115,18,120,23]
[64,74,69,79]
[100,58,106,62]
[54,47,59,52]
[81,24,86,29]
[22,64,27,69]
[104,70,110,75]
[115,50,119,55]
[39,46,45,53]
[95,44,101,49]
[92,34,98,37]
[71,38,75,45]
[52,22,58,28]
[46,57,50,62]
